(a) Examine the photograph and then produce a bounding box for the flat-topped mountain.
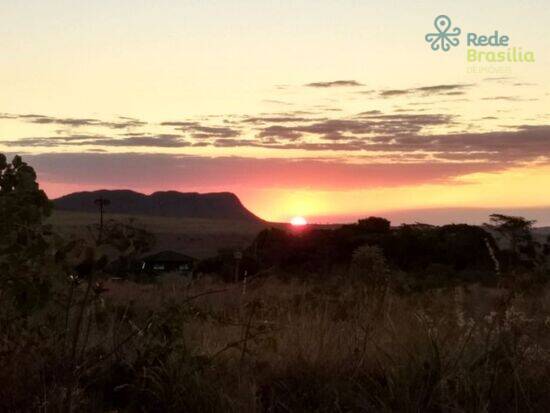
[53,190,263,222]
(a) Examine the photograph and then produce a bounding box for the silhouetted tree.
[485,214,537,268]
[0,154,53,314]
[0,154,51,231]
[249,219,499,279]
[357,217,391,233]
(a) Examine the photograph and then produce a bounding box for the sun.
[290,216,308,226]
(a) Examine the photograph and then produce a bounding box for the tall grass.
[3,272,550,412]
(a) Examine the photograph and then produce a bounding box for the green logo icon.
[425,15,461,52]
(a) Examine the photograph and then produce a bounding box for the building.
[140,250,196,275]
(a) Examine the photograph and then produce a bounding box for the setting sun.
[290,216,308,226]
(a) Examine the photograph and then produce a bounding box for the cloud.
[262,99,293,105]
[160,121,240,138]
[305,80,364,88]
[480,96,536,101]
[251,113,453,142]
[356,90,376,95]
[4,103,549,178]
[484,76,514,82]
[387,125,550,164]
[6,122,550,199]
[1,113,147,129]
[481,77,537,87]
[414,84,473,94]
[161,113,451,143]
[380,83,474,98]
[160,121,198,127]
[243,116,314,124]
[3,134,189,148]
[7,114,550,169]
[258,126,303,141]
[14,152,508,195]
[207,122,550,168]
[358,110,382,116]
[380,89,409,97]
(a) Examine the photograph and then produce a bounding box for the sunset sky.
[1,1,549,224]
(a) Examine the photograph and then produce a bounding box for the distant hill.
[53,190,263,223]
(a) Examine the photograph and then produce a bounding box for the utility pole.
[94,197,111,242]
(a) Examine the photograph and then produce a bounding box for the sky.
[1,0,550,224]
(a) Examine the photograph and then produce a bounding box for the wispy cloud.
[380,83,474,98]
[160,121,240,138]
[305,80,364,88]
[9,118,550,172]
[3,134,190,148]
[481,96,538,102]
[1,113,147,129]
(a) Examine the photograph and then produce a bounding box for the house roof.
[142,250,195,263]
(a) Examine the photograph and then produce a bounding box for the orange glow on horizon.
[37,163,550,226]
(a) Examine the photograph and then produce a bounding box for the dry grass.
[48,211,268,258]
[93,274,550,412]
[4,271,550,412]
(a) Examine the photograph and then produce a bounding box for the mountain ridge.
[53,189,263,223]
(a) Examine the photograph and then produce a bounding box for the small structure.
[140,250,195,275]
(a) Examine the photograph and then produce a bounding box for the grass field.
[6,271,550,412]
[48,210,270,258]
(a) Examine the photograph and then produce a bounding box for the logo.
[425,15,461,52]
[424,15,535,74]
[424,15,535,67]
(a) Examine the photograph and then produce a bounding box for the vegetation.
[2,154,550,412]
[48,210,264,259]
